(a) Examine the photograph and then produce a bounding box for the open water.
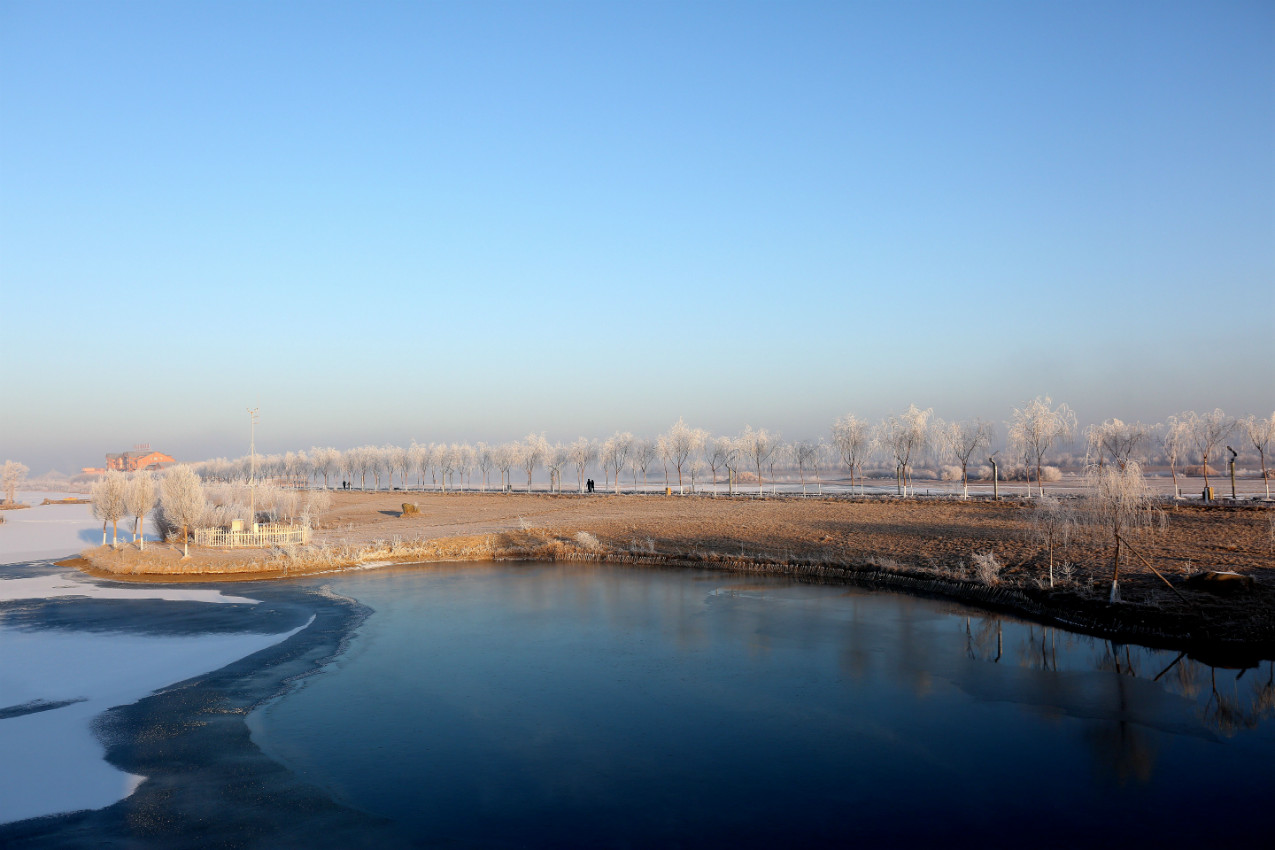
[248,562,1275,848]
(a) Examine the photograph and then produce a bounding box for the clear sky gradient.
[2,0,1272,473]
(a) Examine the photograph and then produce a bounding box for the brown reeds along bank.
[78,491,1275,656]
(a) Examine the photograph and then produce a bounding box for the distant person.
[587,478,595,493]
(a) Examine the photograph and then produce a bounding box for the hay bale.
[401,503,420,517]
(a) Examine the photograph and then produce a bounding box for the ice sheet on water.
[0,616,313,825]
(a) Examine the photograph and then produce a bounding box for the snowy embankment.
[0,495,312,825]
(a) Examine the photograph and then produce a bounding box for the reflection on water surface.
[251,563,1273,847]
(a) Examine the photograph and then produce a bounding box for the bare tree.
[1241,412,1275,499]
[1186,409,1235,493]
[937,419,993,499]
[568,437,598,493]
[91,471,129,547]
[602,432,633,494]
[1027,495,1075,588]
[1084,460,1155,603]
[739,426,779,496]
[831,415,872,495]
[125,472,157,550]
[1009,396,1077,497]
[877,405,931,497]
[160,466,206,558]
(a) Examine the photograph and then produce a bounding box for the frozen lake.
[248,563,1274,848]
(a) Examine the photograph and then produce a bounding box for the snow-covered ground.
[0,491,142,565]
[0,493,311,825]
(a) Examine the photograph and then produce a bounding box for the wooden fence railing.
[192,523,311,548]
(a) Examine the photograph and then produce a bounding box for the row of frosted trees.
[189,399,1274,500]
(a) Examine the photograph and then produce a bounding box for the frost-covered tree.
[601,432,633,495]
[721,437,744,495]
[660,418,706,494]
[1186,409,1235,492]
[739,426,779,496]
[793,441,819,495]
[831,414,872,495]
[1027,495,1075,588]
[1161,416,1191,499]
[630,439,657,491]
[1009,396,1076,496]
[2,460,28,506]
[125,472,156,550]
[704,437,733,493]
[91,471,129,547]
[1085,419,1152,469]
[159,466,206,558]
[436,445,456,492]
[546,443,570,493]
[309,446,339,489]
[1084,461,1155,603]
[522,433,548,492]
[476,443,494,492]
[339,449,358,489]
[936,419,993,499]
[413,443,433,489]
[568,437,598,493]
[766,441,785,495]
[457,443,477,490]
[877,405,931,497]
[1241,412,1275,499]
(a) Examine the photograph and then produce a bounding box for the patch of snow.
[0,573,258,605]
[0,495,151,565]
[0,615,313,825]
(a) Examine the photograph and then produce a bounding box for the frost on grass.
[971,551,1003,585]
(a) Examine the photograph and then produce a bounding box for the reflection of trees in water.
[965,615,1002,663]
[1202,660,1275,737]
[1088,640,1159,784]
[957,618,1275,783]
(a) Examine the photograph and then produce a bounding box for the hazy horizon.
[3,1,1272,475]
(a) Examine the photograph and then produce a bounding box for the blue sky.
[2,0,1272,473]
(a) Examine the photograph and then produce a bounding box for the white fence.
[192,523,311,548]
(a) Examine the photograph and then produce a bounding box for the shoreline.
[69,489,1275,662]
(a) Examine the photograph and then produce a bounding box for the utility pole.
[248,408,259,528]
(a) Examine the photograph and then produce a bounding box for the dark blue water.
[249,563,1275,848]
